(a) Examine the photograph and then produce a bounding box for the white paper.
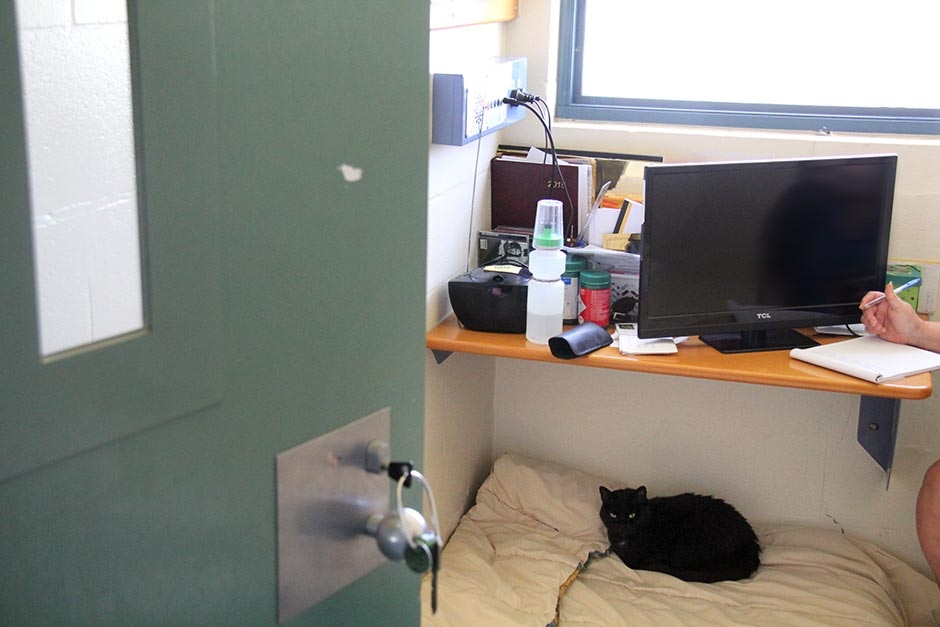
[621,201,645,234]
[790,334,940,383]
[587,208,621,246]
[614,323,683,355]
[619,335,678,355]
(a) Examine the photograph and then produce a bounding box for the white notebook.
[790,334,940,383]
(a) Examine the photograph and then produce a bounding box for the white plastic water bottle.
[526,199,566,344]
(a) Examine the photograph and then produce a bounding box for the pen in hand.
[861,277,922,310]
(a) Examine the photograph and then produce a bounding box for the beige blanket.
[423,454,940,626]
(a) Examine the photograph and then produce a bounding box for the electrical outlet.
[431,57,527,146]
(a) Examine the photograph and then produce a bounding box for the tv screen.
[638,154,897,353]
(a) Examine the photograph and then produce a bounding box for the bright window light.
[559,0,940,134]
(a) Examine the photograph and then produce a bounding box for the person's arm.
[860,283,940,352]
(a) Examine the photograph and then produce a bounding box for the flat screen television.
[637,154,898,353]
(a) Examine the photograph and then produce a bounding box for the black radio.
[448,268,529,333]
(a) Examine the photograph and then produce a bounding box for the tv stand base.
[700,328,819,354]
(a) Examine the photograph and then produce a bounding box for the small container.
[579,270,611,327]
[562,255,587,325]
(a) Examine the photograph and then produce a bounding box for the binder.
[490,153,593,240]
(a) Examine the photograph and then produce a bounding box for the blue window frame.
[557,0,940,135]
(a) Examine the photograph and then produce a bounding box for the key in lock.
[405,531,441,613]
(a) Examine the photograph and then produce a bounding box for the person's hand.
[860,283,922,345]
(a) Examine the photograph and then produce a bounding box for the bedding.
[422,453,940,626]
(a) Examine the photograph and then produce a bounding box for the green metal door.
[0,2,428,624]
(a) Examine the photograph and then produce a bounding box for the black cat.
[599,485,761,583]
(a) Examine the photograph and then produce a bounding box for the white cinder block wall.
[15,0,143,356]
[425,0,940,577]
[424,22,504,539]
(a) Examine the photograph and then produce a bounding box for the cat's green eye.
[628,513,637,520]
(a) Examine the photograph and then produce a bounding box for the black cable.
[463,106,487,272]
[525,97,554,192]
[503,97,576,240]
[536,98,552,129]
[537,101,553,188]
[537,100,555,213]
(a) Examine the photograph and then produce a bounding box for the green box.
[886,263,921,309]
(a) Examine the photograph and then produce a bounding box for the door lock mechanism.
[363,441,442,612]
[364,507,427,563]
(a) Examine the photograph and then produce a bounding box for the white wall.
[424,23,505,538]
[16,0,143,356]
[424,0,940,577]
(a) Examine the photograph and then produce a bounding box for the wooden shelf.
[427,315,934,477]
[427,315,931,400]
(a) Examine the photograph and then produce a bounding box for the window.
[557,0,940,135]
[15,0,145,357]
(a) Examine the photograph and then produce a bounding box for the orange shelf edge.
[427,315,932,401]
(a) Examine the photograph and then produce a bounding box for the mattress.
[422,453,940,626]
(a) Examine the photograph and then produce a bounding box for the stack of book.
[488,145,660,246]
[489,147,592,242]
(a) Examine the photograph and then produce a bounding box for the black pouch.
[548,322,613,359]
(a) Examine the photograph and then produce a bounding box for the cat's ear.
[636,486,647,500]
[599,486,611,503]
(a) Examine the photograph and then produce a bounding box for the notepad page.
[791,334,940,383]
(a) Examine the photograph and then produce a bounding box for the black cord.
[537,101,554,194]
[463,106,487,272]
[503,97,576,239]
[536,98,552,129]
[537,101,559,234]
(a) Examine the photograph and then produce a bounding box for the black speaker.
[448,268,529,333]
